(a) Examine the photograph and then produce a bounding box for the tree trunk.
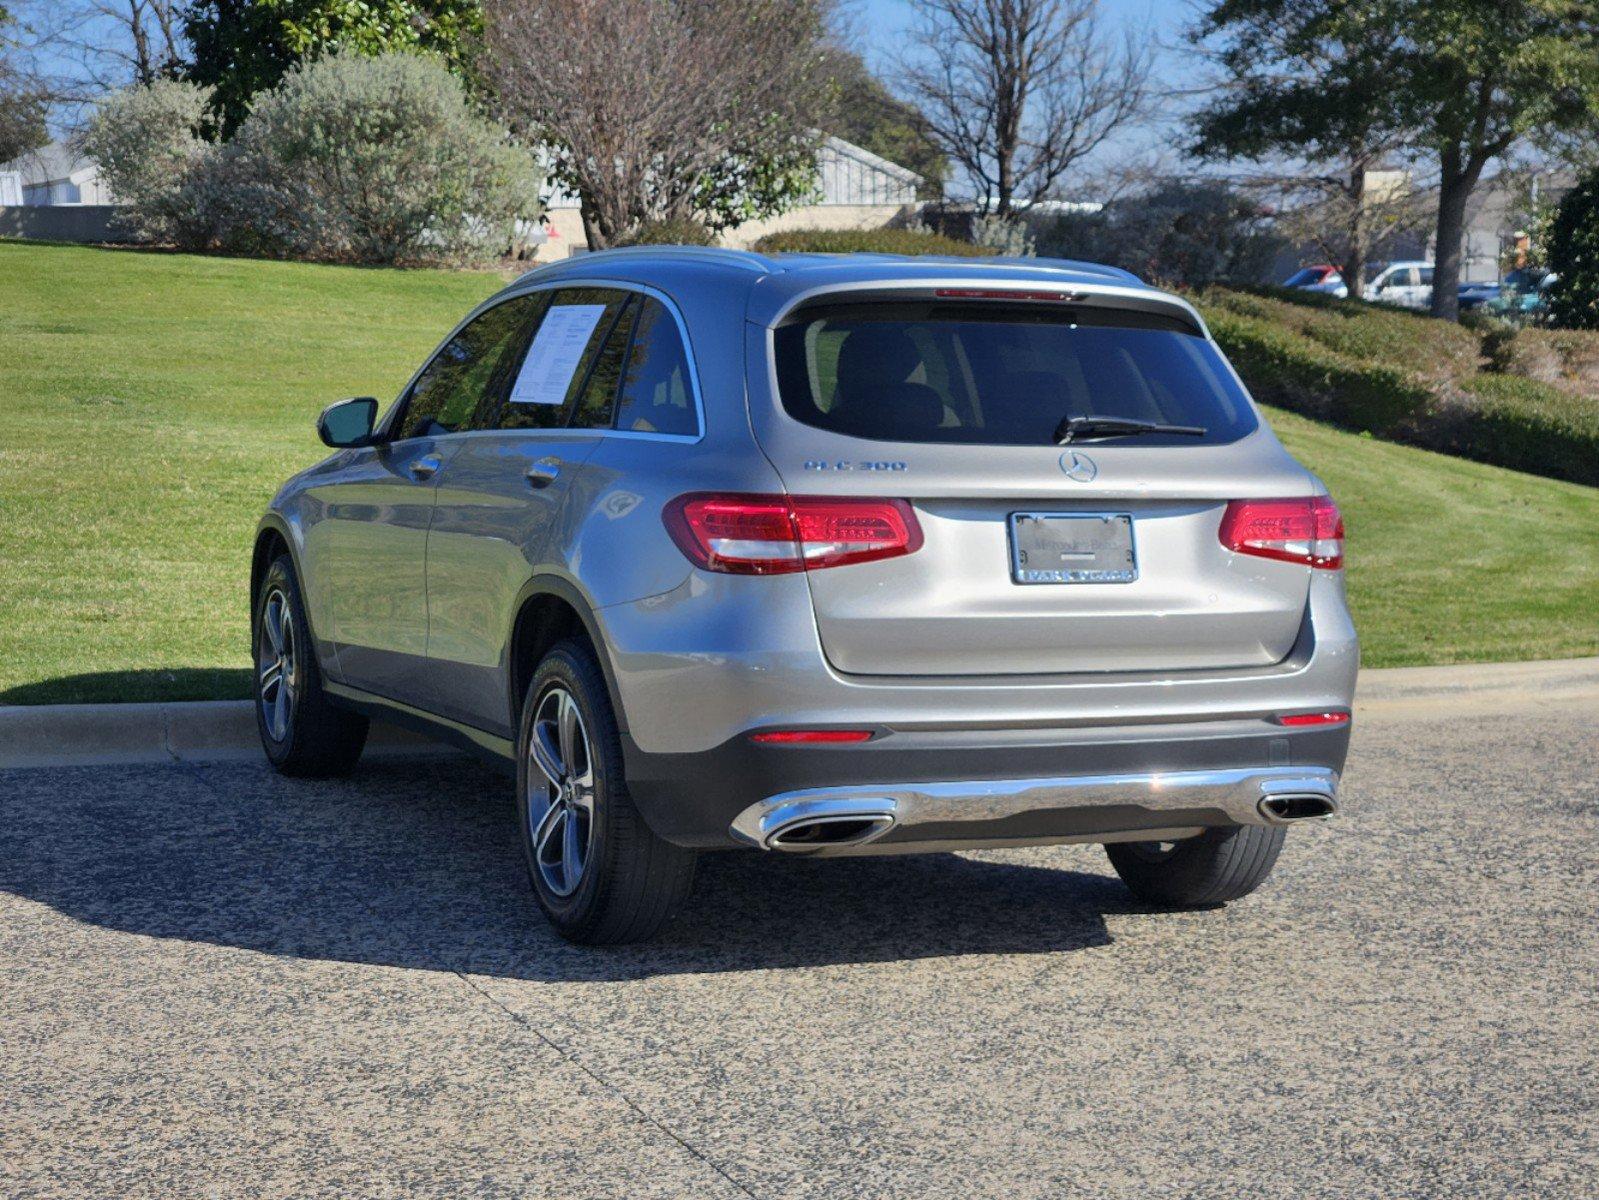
[1340,162,1368,296]
[579,197,608,253]
[1430,147,1483,322]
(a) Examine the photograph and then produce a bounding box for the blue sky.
[853,0,1185,72]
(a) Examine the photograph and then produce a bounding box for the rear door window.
[490,287,632,431]
[773,301,1258,446]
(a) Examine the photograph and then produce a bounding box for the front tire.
[1105,825,1285,907]
[254,554,368,777]
[516,640,696,944]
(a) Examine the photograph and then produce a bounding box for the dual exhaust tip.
[767,812,896,851]
[753,782,1337,853]
[1258,793,1337,823]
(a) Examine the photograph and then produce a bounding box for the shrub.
[751,227,998,256]
[970,214,1035,257]
[1037,181,1283,287]
[1194,287,1599,486]
[76,80,226,249]
[1547,169,1599,329]
[1482,325,1599,393]
[1200,286,1482,384]
[620,218,718,246]
[230,52,540,265]
[1452,375,1599,485]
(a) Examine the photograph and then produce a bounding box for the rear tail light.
[1218,495,1344,570]
[663,493,923,575]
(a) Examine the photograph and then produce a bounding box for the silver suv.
[253,248,1357,943]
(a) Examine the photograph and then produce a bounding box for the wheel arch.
[506,576,628,736]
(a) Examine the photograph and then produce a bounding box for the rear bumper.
[731,766,1339,855]
[622,718,1350,850]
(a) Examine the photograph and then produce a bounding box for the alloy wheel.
[527,686,596,897]
[257,587,297,743]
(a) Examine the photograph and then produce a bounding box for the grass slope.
[1,241,1595,704]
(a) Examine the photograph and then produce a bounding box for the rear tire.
[516,639,696,944]
[1105,825,1285,907]
[254,554,368,777]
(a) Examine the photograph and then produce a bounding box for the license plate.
[1008,512,1137,584]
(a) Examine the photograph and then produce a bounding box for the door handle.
[408,453,443,481]
[526,457,562,488]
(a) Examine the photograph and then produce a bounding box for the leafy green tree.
[1547,169,1599,328]
[1188,0,1414,293]
[823,47,946,199]
[183,0,481,132]
[1397,0,1599,319]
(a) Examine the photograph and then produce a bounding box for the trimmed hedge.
[1195,288,1599,486]
[1451,376,1599,486]
[751,227,998,256]
[1481,324,1599,393]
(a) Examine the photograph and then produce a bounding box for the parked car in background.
[1487,269,1557,321]
[1282,265,1348,298]
[1457,280,1501,311]
[251,247,1356,944]
[1363,261,1434,309]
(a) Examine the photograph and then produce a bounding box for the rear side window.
[773,301,1258,446]
[492,287,632,431]
[614,298,697,437]
[395,295,541,440]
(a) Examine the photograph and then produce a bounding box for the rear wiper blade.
[1053,414,1208,444]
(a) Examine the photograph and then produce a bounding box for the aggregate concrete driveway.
[3,702,1596,1199]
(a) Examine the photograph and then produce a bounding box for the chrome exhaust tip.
[768,813,896,851]
[1258,793,1338,823]
[756,797,899,853]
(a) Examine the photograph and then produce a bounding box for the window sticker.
[509,304,608,406]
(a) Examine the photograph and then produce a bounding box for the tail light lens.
[1218,495,1344,570]
[663,493,923,575]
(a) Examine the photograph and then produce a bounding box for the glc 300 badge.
[802,460,908,472]
[1059,450,1098,482]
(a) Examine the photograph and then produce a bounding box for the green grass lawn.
[2,241,1596,704]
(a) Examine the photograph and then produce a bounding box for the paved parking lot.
[3,701,1596,1199]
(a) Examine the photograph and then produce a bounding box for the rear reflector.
[1218,495,1344,570]
[749,729,875,744]
[663,493,923,575]
[1275,711,1351,727]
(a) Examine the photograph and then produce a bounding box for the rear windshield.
[773,301,1259,446]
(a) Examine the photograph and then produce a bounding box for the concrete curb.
[3,657,1597,769]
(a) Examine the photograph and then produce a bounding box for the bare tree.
[897,0,1153,216]
[8,0,184,126]
[482,0,837,250]
[1257,171,1429,288]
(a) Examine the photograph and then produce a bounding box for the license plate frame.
[1008,512,1138,585]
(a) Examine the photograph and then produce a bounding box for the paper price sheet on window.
[509,304,608,407]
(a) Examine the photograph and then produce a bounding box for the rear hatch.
[752,292,1319,677]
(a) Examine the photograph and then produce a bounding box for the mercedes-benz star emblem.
[1059,450,1098,482]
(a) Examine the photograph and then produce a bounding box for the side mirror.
[318,397,378,448]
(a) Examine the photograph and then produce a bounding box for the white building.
[0,142,117,207]
[534,135,922,261]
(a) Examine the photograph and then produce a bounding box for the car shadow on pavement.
[1,755,1134,980]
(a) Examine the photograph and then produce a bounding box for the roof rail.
[526,245,778,276]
